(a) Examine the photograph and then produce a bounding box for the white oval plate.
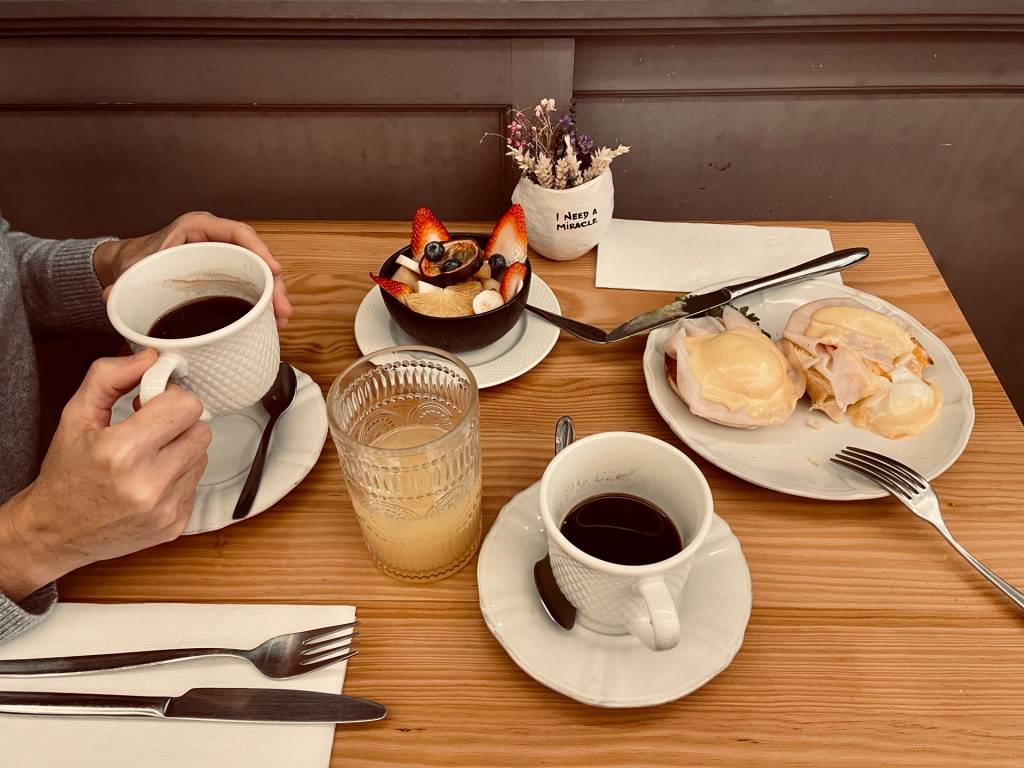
[478,482,752,708]
[354,274,560,389]
[643,279,974,501]
[111,365,327,534]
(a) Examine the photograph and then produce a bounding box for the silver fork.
[832,447,1024,613]
[0,622,359,680]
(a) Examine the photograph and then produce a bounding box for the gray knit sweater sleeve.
[0,584,58,641]
[0,218,115,335]
[0,216,118,644]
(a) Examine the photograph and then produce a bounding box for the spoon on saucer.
[232,363,298,520]
[533,416,578,631]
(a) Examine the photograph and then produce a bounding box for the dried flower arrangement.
[486,98,629,190]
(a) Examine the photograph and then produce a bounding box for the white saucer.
[477,482,752,708]
[353,274,561,388]
[110,365,328,535]
[643,279,975,501]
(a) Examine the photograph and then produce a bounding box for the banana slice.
[391,265,420,288]
[417,280,439,294]
[396,254,421,274]
[473,289,504,315]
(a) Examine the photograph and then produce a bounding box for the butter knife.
[0,687,386,723]
[603,247,869,343]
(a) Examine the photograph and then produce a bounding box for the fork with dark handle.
[0,622,359,679]
[832,447,1024,613]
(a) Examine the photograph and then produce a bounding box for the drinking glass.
[327,346,482,581]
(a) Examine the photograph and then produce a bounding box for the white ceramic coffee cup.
[539,431,713,651]
[106,242,280,420]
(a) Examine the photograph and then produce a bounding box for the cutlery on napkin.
[0,603,359,768]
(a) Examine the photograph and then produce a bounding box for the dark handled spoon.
[533,415,578,631]
[526,305,609,345]
[232,363,298,520]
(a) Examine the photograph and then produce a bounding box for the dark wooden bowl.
[378,232,532,352]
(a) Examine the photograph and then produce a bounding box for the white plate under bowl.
[110,365,328,534]
[478,482,752,708]
[354,274,561,389]
[643,279,975,501]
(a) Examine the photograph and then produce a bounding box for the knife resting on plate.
[0,687,386,723]
[526,247,869,344]
[603,246,869,342]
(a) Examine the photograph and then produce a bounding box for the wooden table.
[62,221,1024,767]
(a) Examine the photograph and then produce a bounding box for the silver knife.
[0,688,386,723]
[604,247,869,343]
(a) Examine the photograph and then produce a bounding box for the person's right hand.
[0,349,211,601]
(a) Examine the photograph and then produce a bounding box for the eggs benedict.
[782,298,942,439]
[664,306,805,428]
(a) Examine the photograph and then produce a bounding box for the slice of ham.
[782,297,929,420]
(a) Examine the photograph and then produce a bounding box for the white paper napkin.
[596,219,839,292]
[0,603,357,768]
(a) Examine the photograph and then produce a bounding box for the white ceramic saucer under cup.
[354,274,561,389]
[110,365,327,535]
[477,482,752,708]
[643,278,975,501]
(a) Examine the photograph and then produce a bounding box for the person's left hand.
[93,211,292,328]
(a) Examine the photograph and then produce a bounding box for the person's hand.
[93,211,292,328]
[0,350,211,601]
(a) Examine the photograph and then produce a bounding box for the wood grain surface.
[60,221,1024,767]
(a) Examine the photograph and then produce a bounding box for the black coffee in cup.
[148,295,254,340]
[560,494,684,566]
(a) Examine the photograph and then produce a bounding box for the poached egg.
[664,306,805,428]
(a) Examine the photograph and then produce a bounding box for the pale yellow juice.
[350,424,482,580]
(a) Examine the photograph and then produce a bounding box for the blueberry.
[441,259,462,273]
[489,254,506,277]
[424,241,445,262]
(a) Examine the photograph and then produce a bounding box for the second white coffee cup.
[539,431,713,651]
[106,242,280,420]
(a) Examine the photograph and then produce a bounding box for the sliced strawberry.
[499,261,527,303]
[485,204,528,264]
[411,207,450,259]
[371,273,412,303]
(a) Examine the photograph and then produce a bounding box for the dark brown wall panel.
[0,109,506,236]
[0,35,575,235]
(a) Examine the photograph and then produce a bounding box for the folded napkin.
[596,219,839,292]
[0,603,356,768]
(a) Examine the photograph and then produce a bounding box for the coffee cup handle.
[627,578,681,651]
[139,352,212,422]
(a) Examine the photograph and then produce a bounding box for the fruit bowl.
[378,233,532,352]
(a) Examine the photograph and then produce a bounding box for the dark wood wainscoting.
[0,1,1021,414]
[0,35,574,235]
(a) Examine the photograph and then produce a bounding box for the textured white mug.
[539,432,713,651]
[106,242,280,420]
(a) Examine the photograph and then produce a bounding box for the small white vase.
[511,169,615,262]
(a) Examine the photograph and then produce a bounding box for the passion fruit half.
[419,238,483,287]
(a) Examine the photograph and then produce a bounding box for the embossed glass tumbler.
[327,346,482,582]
